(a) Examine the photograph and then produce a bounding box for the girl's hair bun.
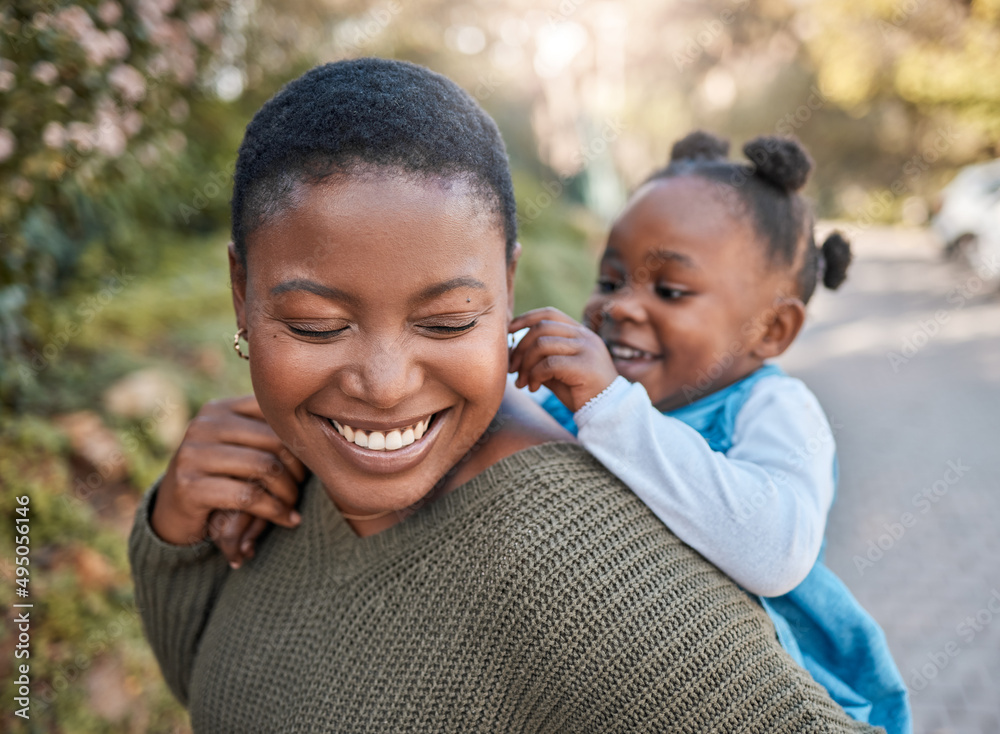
[670,131,730,163]
[820,231,852,289]
[743,136,813,193]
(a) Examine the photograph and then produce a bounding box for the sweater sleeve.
[128,481,230,706]
[573,375,836,597]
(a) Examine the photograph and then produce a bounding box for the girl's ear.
[505,241,522,321]
[229,242,248,329]
[751,297,805,360]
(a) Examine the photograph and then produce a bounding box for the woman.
[130,58,877,732]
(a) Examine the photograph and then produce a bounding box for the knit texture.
[129,442,879,733]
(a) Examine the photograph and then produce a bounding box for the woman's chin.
[305,407,461,516]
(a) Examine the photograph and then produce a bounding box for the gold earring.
[233,328,249,360]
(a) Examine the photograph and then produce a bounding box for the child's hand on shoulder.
[509,307,619,412]
[151,395,308,569]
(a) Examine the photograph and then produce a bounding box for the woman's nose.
[340,343,423,409]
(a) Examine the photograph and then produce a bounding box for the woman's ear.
[751,297,805,360]
[229,242,248,329]
[505,241,522,320]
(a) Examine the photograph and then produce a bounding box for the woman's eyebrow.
[269,276,486,305]
[413,276,487,303]
[270,279,360,307]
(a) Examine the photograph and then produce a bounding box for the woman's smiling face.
[233,174,514,518]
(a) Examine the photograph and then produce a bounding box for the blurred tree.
[0,0,334,407]
[0,0,225,401]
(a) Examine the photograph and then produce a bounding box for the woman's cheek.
[249,334,332,423]
[434,329,508,395]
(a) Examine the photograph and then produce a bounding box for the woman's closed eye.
[420,319,478,335]
[287,323,350,339]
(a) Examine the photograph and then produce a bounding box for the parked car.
[932,158,1000,287]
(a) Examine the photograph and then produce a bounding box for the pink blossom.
[108,63,146,102]
[0,128,17,162]
[55,86,75,106]
[187,11,217,44]
[97,1,123,26]
[54,6,96,41]
[121,110,143,137]
[0,70,16,92]
[43,121,67,148]
[80,30,123,67]
[95,125,126,157]
[106,29,130,60]
[11,176,35,201]
[32,61,60,86]
[136,142,160,167]
[67,122,94,152]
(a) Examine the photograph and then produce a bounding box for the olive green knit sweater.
[130,442,878,733]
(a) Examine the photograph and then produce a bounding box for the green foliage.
[0,0,235,405]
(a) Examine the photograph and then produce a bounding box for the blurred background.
[1,0,998,732]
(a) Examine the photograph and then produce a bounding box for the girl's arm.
[573,375,836,597]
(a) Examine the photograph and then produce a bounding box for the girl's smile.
[584,175,795,411]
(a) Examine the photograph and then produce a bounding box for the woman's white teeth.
[332,416,432,451]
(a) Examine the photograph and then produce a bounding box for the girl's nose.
[340,342,423,409]
[604,287,647,325]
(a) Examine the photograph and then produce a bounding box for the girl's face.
[233,175,515,519]
[583,175,790,411]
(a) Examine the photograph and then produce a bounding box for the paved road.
[778,225,1000,734]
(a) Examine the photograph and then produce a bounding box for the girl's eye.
[287,324,349,339]
[597,278,623,294]
[655,285,686,301]
[422,320,478,334]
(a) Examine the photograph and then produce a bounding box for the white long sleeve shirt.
[532,374,837,597]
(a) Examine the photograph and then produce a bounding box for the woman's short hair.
[231,58,518,264]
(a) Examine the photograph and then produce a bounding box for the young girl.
[509,132,911,734]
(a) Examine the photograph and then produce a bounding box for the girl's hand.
[508,308,620,413]
[150,395,308,568]
[206,510,272,570]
